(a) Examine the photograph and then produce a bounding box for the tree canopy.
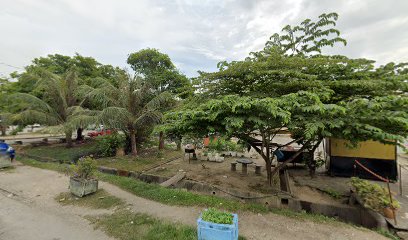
[163,12,408,182]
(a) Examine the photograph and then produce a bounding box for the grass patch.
[24,142,98,163]
[17,156,69,173]
[375,228,399,240]
[87,210,198,240]
[323,188,343,199]
[56,189,125,209]
[95,149,181,172]
[20,156,370,228]
[97,172,269,213]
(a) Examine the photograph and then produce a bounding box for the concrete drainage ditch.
[97,166,390,231]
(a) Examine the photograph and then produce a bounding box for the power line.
[0,62,23,70]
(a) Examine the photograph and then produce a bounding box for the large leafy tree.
[10,53,124,95]
[83,72,173,156]
[9,69,96,147]
[128,48,193,149]
[127,48,193,98]
[164,12,408,183]
[260,12,347,56]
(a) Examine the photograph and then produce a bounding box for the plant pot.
[116,147,125,157]
[197,213,238,240]
[69,177,98,197]
[383,207,395,219]
[0,155,12,168]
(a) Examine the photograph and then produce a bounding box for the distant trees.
[4,50,190,152]
[9,69,96,147]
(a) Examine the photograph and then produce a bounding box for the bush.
[202,208,234,224]
[96,133,126,157]
[10,125,24,135]
[69,156,97,180]
[351,177,400,211]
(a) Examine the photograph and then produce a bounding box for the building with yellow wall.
[327,138,397,180]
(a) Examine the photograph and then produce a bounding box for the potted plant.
[197,208,238,240]
[69,156,98,197]
[351,177,400,218]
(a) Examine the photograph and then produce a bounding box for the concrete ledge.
[288,198,388,230]
[98,166,117,175]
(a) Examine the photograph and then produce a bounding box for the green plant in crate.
[96,133,126,157]
[69,156,97,180]
[202,208,234,225]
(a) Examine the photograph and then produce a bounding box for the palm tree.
[10,69,96,147]
[83,72,172,156]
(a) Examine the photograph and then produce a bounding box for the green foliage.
[96,133,126,157]
[375,228,399,240]
[87,210,198,240]
[351,177,400,210]
[261,12,346,56]
[85,72,174,155]
[202,208,234,224]
[9,125,24,135]
[25,142,100,163]
[127,48,193,98]
[69,156,97,180]
[208,137,226,152]
[323,188,342,199]
[8,68,98,146]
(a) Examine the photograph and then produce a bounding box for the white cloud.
[0,0,407,77]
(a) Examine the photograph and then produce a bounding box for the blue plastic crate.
[197,213,238,240]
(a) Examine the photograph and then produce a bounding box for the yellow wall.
[330,139,395,160]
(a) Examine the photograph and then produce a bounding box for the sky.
[1,0,408,78]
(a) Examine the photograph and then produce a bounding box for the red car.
[87,129,112,137]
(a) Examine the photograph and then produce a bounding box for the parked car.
[87,129,112,137]
[0,142,15,160]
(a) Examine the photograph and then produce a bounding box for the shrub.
[202,208,234,224]
[10,125,24,135]
[351,177,400,211]
[69,156,97,180]
[96,133,126,157]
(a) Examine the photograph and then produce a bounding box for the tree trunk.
[76,128,83,141]
[307,139,322,178]
[0,125,6,136]
[270,141,311,177]
[176,137,182,151]
[130,129,137,156]
[159,131,164,150]
[66,131,73,148]
[266,159,272,185]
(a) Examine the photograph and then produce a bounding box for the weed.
[87,210,197,240]
[375,228,399,240]
[56,189,124,209]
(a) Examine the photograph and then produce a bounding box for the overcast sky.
[1,0,407,78]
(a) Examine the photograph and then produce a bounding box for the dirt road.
[0,164,386,240]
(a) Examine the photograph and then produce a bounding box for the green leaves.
[262,12,346,56]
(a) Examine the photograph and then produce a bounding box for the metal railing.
[354,160,397,225]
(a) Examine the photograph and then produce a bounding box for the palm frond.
[99,107,132,129]
[9,93,54,112]
[11,109,60,125]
